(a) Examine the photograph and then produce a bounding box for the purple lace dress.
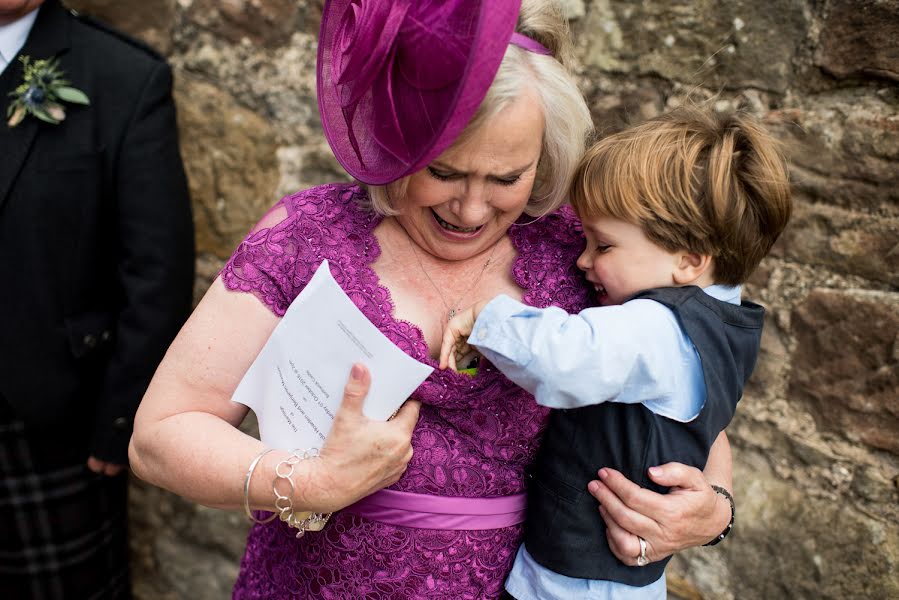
[224,184,590,599]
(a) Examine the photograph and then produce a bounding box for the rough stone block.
[64,0,176,54]
[744,313,789,402]
[789,288,899,455]
[816,0,899,82]
[575,0,807,93]
[186,0,319,48]
[768,93,899,213]
[731,451,899,599]
[177,31,321,147]
[130,478,246,600]
[173,74,279,259]
[784,201,899,287]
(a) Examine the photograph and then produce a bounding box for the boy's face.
[576,215,683,306]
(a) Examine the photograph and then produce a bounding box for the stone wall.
[63,1,898,598]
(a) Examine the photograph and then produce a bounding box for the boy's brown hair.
[570,106,792,286]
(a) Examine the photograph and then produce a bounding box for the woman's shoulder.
[543,204,582,233]
[220,182,380,316]
[511,205,591,312]
[511,204,584,257]
[279,182,373,222]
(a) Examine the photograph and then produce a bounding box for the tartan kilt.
[0,402,131,599]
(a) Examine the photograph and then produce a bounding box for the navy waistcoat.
[523,286,764,586]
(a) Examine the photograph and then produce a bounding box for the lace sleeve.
[220,200,301,316]
[219,184,374,317]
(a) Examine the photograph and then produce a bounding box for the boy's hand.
[439,301,486,370]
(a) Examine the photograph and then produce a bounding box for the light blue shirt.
[469,285,741,600]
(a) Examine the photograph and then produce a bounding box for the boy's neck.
[671,270,716,290]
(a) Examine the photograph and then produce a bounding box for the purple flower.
[22,85,45,107]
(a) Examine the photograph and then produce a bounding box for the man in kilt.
[0,1,194,597]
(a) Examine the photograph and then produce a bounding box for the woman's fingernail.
[351,364,364,380]
[588,481,599,494]
[598,468,609,480]
[649,466,661,477]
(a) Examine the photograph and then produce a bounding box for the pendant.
[448,308,457,321]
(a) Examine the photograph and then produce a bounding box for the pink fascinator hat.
[318,0,547,185]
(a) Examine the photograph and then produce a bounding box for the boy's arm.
[468,295,686,410]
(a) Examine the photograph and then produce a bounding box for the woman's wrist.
[244,448,336,535]
[244,448,279,522]
[246,450,321,514]
[704,485,735,546]
[283,452,333,513]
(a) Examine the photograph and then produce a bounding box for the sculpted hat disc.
[317,0,523,185]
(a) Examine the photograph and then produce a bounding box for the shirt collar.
[0,8,40,72]
[702,284,742,305]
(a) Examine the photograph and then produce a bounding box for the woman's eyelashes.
[596,243,611,253]
[426,166,521,186]
[491,175,521,186]
[427,167,457,181]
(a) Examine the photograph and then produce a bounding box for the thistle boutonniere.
[7,55,90,127]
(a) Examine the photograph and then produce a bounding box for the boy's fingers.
[439,330,459,369]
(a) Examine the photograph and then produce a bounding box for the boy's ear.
[673,252,713,285]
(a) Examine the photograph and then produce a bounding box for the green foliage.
[6,55,90,127]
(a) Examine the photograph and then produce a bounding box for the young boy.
[439,106,792,599]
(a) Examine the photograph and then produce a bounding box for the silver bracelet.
[272,448,332,538]
[243,448,278,524]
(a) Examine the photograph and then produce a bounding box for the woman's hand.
[587,464,730,566]
[302,364,421,512]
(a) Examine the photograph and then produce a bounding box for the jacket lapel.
[0,0,71,211]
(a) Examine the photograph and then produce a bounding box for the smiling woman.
[128,1,736,598]
[390,92,544,263]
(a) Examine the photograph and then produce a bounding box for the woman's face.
[393,92,545,262]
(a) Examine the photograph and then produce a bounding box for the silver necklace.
[405,233,503,322]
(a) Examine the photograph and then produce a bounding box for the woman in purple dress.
[130,1,736,598]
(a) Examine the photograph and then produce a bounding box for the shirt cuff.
[468,295,537,367]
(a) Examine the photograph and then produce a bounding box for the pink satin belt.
[342,489,527,530]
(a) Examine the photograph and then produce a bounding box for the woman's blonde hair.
[365,0,593,217]
[571,105,792,286]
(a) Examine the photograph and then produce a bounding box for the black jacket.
[0,0,194,463]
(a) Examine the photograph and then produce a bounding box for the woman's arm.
[129,278,420,514]
[586,431,734,565]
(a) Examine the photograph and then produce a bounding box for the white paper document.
[233,260,433,450]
